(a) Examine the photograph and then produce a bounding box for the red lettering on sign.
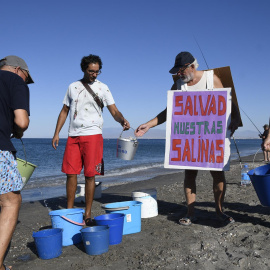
[174,96,183,115]
[208,96,216,115]
[201,139,209,162]
[199,95,211,116]
[182,139,191,161]
[209,141,215,163]
[194,95,198,116]
[216,140,224,163]
[218,96,226,116]
[171,139,181,161]
[174,94,226,117]
[191,139,196,162]
[184,96,193,116]
[197,138,201,162]
[170,138,225,165]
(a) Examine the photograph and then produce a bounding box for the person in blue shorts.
[0,55,33,270]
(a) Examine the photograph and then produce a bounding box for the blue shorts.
[0,151,23,195]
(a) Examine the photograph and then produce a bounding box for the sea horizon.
[23,127,263,140]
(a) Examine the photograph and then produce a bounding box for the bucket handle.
[61,215,85,226]
[119,127,138,140]
[101,204,129,211]
[19,138,28,165]
[251,147,263,175]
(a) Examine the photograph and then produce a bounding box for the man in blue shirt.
[0,55,33,270]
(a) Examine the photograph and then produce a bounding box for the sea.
[11,138,263,202]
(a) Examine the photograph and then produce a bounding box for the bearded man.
[135,51,241,226]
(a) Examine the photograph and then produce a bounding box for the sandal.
[85,218,96,227]
[179,216,197,226]
[217,213,235,225]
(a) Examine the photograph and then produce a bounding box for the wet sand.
[5,153,270,270]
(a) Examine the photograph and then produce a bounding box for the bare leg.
[184,170,198,217]
[211,171,234,224]
[263,150,267,161]
[0,191,22,270]
[210,171,226,214]
[84,176,95,220]
[66,174,77,209]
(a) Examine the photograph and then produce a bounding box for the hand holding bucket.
[116,128,139,160]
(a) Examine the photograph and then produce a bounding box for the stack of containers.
[101,201,142,235]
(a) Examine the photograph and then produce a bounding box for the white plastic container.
[116,130,139,161]
[74,182,102,203]
[132,189,158,218]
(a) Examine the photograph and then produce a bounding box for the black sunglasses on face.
[20,68,29,83]
[177,64,191,74]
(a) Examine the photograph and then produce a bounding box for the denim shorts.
[0,150,23,194]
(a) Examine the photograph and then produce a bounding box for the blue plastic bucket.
[102,201,142,235]
[94,213,125,245]
[49,208,84,246]
[32,228,62,260]
[81,226,110,255]
[248,164,270,206]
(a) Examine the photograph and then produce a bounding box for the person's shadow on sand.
[163,199,270,228]
[38,192,270,229]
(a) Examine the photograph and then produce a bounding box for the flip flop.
[217,213,235,225]
[4,265,12,270]
[179,216,197,226]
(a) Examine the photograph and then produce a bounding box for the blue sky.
[1,0,270,138]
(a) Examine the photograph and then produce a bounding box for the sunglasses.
[20,68,29,83]
[177,64,191,74]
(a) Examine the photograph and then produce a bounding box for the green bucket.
[16,158,37,188]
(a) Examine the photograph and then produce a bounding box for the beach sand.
[4,153,270,270]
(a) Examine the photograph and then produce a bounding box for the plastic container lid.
[132,189,157,197]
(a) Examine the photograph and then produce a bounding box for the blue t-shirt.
[0,70,30,152]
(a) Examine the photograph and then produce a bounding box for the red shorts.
[62,135,104,177]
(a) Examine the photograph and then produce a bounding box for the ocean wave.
[104,162,164,177]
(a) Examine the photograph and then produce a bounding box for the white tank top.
[176,70,214,90]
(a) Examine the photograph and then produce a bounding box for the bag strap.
[80,79,104,111]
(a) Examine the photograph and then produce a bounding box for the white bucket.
[74,182,102,203]
[132,189,158,218]
[117,135,139,161]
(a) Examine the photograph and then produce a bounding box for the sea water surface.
[12,138,263,202]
